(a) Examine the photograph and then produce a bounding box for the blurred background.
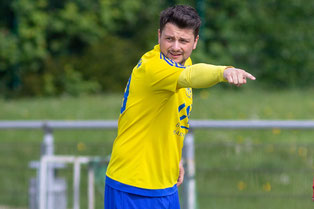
[0,0,313,209]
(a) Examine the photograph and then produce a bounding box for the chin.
[173,59,181,63]
[172,58,184,64]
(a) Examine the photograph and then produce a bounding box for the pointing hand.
[223,68,256,86]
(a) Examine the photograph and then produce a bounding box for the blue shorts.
[104,184,181,209]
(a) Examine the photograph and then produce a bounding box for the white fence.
[1,120,314,209]
[39,156,97,209]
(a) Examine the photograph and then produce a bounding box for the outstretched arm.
[177,64,255,89]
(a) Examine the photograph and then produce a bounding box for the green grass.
[1,87,314,209]
[0,93,122,120]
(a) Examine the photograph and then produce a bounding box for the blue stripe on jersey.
[175,62,186,69]
[178,103,185,112]
[180,126,189,130]
[186,105,191,116]
[137,59,142,68]
[159,53,186,69]
[163,56,174,66]
[180,115,187,120]
[105,176,178,197]
[120,76,132,114]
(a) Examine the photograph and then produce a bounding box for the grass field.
[0,86,314,209]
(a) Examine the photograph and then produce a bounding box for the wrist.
[222,66,234,82]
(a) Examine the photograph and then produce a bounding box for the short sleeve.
[145,52,186,93]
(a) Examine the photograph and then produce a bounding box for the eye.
[180,39,189,44]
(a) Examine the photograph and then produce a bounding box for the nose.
[172,41,180,51]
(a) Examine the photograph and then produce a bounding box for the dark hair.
[160,5,201,38]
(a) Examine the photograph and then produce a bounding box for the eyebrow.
[179,37,190,41]
[164,34,191,41]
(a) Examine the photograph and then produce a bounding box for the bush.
[199,0,314,88]
[33,35,144,96]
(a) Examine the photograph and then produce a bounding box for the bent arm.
[177,63,228,89]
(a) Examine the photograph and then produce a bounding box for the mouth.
[169,52,182,59]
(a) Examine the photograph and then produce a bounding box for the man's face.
[158,23,199,65]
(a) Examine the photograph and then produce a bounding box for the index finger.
[244,72,256,80]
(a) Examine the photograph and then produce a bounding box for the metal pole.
[42,124,54,156]
[182,131,196,209]
[74,159,81,209]
[88,163,95,209]
[39,157,48,209]
[42,125,55,209]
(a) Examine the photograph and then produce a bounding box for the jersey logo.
[185,88,192,98]
[178,103,191,130]
[160,53,186,69]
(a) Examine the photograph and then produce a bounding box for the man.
[105,5,255,209]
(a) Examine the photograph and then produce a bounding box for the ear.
[158,29,161,44]
[193,35,199,50]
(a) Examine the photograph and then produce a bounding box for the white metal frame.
[39,156,95,209]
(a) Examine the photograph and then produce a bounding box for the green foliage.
[199,0,314,88]
[0,31,19,70]
[41,56,102,96]
[0,0,164,96]
[12,0,49,68]
[0,0,314,97]
[71,35,144,92]
[41,35,145,96]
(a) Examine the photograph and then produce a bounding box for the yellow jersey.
[106,45,193,194]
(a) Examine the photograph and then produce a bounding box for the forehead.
[161,23,194,39]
